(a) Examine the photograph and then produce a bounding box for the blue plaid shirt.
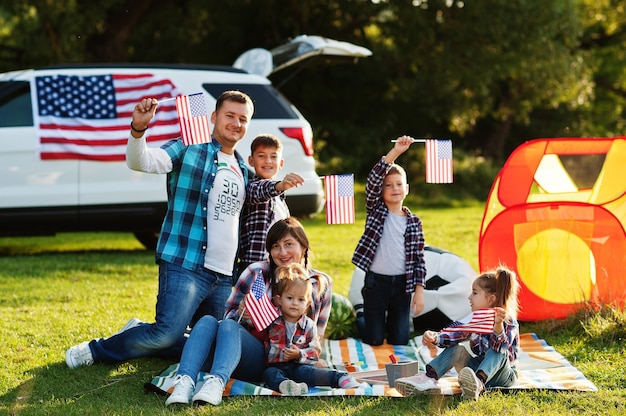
[352,157,426,293]
[155,138,249,273]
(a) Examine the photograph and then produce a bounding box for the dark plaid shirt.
[239,176,289,265]
[351,157,426,293]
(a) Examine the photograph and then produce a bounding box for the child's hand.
[422,330,438,345]
[494,307,507,325]
[277,172,305,192]
[411,286,425,316]
[282,344,301,361]
[422,330,439,358]
[384,135,414,164]
[393,135,414,152]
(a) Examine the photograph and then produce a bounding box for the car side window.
[0,81,33,127]
[202,83,298,120]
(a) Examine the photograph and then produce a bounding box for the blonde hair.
[475,265,520,320]
[275,263,313,300]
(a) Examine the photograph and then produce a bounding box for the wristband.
[130,121,148,133]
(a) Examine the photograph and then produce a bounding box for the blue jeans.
[89,261,231,363]
[427,344,517,388]
[177,317,267,385]
[361,271,411,345]
[263,362,346,391]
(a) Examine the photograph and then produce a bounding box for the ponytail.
[476,266,519,320]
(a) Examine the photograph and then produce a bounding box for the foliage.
[3,1,626,173]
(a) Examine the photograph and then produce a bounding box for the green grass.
[1,204,624,415]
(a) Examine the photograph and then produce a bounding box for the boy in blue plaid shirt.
[237,134,304,277]
[263,264,366,395]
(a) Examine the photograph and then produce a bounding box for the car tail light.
[280,127,314,156]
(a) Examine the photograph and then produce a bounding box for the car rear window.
[202,83,298,120]
[0,81,33,127]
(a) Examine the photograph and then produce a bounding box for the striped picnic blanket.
[146,333,597,397]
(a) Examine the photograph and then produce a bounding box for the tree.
[2,0,624,168]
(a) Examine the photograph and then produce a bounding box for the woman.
[165,217,332,407]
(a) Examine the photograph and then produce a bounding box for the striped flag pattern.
[324,174,355,224]
[175,92,211,145]
[426,139,453,183]
[441,308,496,334]
[246,271,279,332]
[32,73,181,161]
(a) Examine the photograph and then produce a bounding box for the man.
[66,90,254,368]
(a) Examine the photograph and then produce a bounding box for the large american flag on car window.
[32,73,183,161]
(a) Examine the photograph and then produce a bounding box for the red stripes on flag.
[175,93,211,145]
[441,308,496,334]
[246,272,279,332]
[33,73,182,161]
[426,139,453,183]
[324,174,355,224]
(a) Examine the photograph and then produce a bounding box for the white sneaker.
[279,379,308,395]
[65,341,94,369]
[394,373,441,396]
[192,375,224,406]
[338,374,367,389]
[165,375,195,406]
[458,367,484,401]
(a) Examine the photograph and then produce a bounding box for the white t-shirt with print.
[204,151,245,275]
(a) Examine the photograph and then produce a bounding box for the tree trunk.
[85,0,155,62]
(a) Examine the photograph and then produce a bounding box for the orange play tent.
[479,137,626,321]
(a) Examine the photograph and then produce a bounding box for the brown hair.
[474,265,520,320]
[251,134,282,154]
[265,217,328,296]
[266,217,310,274]
[215,90,254,115]
[386,164,407,180]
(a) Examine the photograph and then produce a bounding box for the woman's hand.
[238,298,251,321]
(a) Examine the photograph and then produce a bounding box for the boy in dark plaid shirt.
[237,134,304,277]
[263,264,366,395]
[352,135,427,346]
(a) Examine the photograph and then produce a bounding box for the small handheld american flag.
[440,308,495,334]
[245,271,279,332]
[175,92,211,145]
[426,139,453,183]
[324,174,355,224]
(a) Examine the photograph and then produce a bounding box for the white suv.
[0,35,371,248]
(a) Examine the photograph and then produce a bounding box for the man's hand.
[131,98,158,137]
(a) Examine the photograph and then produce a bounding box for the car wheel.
[133,231,159,250]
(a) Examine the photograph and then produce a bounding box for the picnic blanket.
[146,333,597,397]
